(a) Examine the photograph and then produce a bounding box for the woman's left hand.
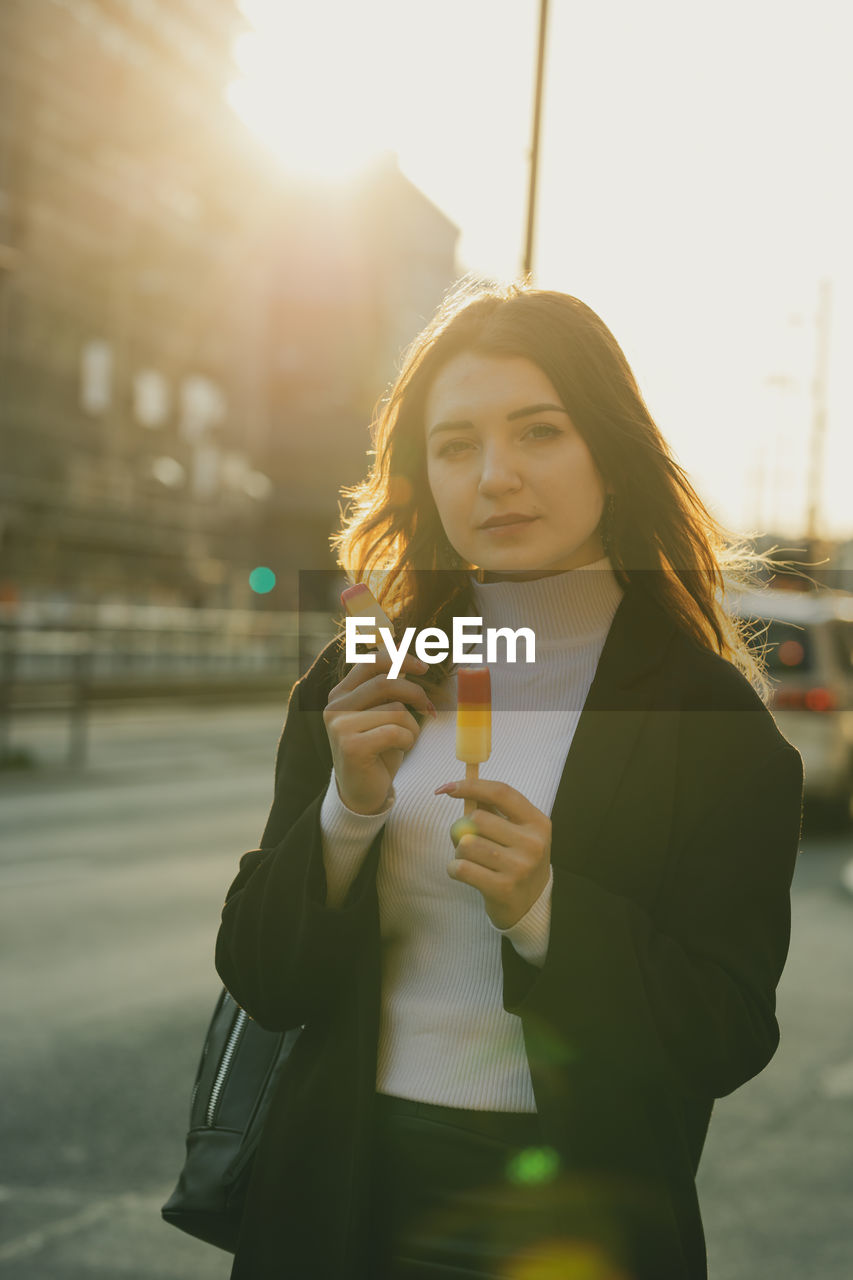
[435,778,552,930]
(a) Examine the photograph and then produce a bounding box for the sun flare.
[228,0,395,180]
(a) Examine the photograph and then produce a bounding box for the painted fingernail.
[425,700,438,718]
[434,782,457,795]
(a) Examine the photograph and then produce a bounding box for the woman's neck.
[479,559,606,585]
[477,536,608,583]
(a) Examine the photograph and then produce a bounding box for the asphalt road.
[1,703,852,1279]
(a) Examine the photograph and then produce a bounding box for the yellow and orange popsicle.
[451,666,491,846]
[456,667,491,769]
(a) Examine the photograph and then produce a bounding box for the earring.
[600,493,616,559]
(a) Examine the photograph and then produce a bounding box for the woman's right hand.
[322,651,436,815]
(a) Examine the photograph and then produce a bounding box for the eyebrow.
[427,402,569,438]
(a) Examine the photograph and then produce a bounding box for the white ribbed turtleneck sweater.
[319,557,624,1111]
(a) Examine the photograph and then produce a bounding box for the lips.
[479,514,538,529]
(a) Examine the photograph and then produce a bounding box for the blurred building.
[0,1,459,611]
[261,153,461,593]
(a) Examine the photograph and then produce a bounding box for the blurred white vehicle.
[730,587,853,823]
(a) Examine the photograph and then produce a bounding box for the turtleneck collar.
[470,556,624,648]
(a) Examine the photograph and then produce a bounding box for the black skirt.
[367,1091,572,1279]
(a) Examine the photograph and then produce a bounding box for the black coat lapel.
[549,582,678,882]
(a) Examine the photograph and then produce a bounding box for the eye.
[524,422,563,441]
[436,438,474,458]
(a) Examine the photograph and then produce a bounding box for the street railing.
[0,602,338,768]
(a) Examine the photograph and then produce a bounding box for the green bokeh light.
[249,566,276,594]
[505,1145,561,1186]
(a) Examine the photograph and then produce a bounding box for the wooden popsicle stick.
[464,762,478,816]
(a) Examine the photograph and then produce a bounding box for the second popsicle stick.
[464,762,478,816]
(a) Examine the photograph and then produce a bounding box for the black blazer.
[215,580,804,1280]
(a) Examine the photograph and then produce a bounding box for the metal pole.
[0,623,16,763]
[522,0,549,282]
[805,277,831,548]
[68,638,91,770]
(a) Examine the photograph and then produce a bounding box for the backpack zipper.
[205,1008,247,1127]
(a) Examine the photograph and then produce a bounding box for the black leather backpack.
[162,987,302,1253]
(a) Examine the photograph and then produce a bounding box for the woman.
[215,282,804,1280]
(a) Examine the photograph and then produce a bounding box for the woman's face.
[424,352,609,580]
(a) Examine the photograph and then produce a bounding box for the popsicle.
[340,583,394,641]
[456,667,491,767]
[451,667,491,844]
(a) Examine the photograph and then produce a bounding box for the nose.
[477,441,522,498]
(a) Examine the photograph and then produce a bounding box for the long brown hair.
[332,279,771,692]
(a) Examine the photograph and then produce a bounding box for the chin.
[478,548,554,571]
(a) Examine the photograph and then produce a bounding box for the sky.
[229,0,852,542]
